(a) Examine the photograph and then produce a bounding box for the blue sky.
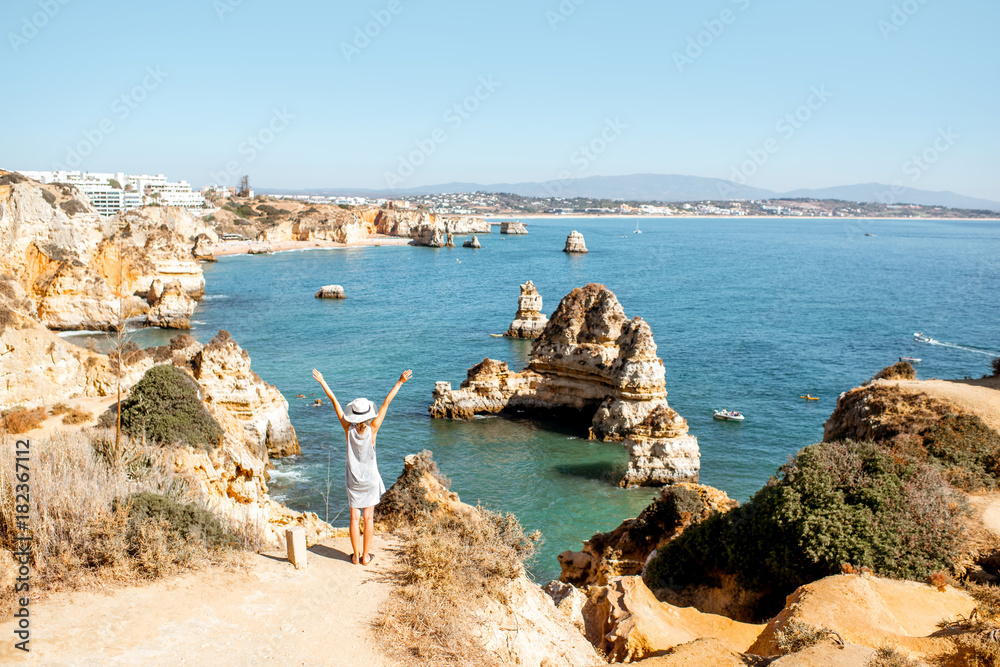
[3,0,998,198]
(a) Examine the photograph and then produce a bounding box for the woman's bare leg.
[349,507,361,564]
[362,506,375,564]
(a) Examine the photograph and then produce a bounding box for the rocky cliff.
[431,283,700,486]
[257,206,379,245]
[374,208,489,246]
[0,170,212,331]
[564,230,588,253]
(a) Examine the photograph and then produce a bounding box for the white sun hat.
[344,397,377,423]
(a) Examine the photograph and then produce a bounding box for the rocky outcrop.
[749,574,974,660]
[314,285,346,299]
[559,482,738,586]
[500,221,528,234]
[257,206,378,245]
[462,235,481,248]
[192,233,217,261]
[145,279,195,329]
[505,280,548,339]
[581,576,764,662]
[823,381,961,444]
[375,209,488,247]
[191,330,300,458]
[0,173,210,331]
[247,241,273,254]
[564,230,588,253]
[431,283,700,486]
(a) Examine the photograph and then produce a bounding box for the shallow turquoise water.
[91,217,1000,580]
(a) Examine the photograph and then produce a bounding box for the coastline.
[487,214,999,222]
[212,235,411,257]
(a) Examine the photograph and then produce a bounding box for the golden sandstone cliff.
[0,170,211,331]
[431,283,700,486]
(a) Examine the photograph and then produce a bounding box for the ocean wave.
[56,330,106,337]
[268,468,307,481]
[202,294,229,300]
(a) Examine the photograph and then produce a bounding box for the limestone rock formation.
[374,208,489,246]
[256,206,379,245]
[462,235,481,248]
[0,172,211,330]
[431,283,700,485]
[564,230,588,253]
[315,285,346,299]
[559,482,738,586]
[500,221,528,234]
[504,280,548,339]
[145,279,195,329]
[749,574,974,659]
[191,330,300,458]
[192,233,217,262]
[247,241,273,254]
[582,576,763,662]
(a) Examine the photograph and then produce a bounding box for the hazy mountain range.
[265,174,1000,212]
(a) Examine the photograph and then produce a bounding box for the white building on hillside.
[15,169,204,214]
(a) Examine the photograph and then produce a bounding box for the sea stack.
[315,285,346,299]
[505,280,548,339]
[431,283,699,486]
[445,232,455,247]
[500,221,528,235]
[145,280,196,329]
[463,235,481,248]
[563,230,588,254]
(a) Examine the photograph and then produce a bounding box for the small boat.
[914,332,933,343]
[800,394,819,401]
[713,409,745,421]
[633,220,642,234]
[865,232,875,237]
[898,356,921,364]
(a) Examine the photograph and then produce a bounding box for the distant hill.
[265,174,1000,211]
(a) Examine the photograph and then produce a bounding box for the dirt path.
[884,376,1000,433]
[0,536,398,666]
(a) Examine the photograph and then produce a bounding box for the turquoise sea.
[85,217,1000,581]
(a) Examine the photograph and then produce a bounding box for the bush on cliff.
[101,364,223,450]
[919,414,1000,491]
[644,440,966,618]
[871,361,916,382]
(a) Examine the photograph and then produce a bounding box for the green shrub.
[645,440,966,617]
[920,414,1000,491]
[102,365,223,449]
[873,361,916,382]
[121,491,235,550]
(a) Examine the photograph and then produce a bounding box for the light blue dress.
[345,424,386,508]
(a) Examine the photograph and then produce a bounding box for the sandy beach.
[212,235,412,257]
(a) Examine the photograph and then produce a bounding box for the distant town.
[13,170,999,219]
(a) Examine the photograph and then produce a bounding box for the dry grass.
[375,505,539,666]
[2,407,48,434]
[774,620,843,655]
[0,429,251,616]
[866,644,921,667]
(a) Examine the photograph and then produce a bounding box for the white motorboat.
[913,333,933,344]
[899,356,921,364]
[713,409,745,421]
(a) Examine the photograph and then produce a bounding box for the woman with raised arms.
[312,367,412,565]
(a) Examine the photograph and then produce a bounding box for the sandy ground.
[213,236,411,257]
[17,396,119,441]
[0,536,398,666]
[886,376,1000,434]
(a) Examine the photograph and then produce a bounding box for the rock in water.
[563,230,588,253]
[505,280,548,339]
[445,232,455,247]
[500,221,528,234]
[145,279,196,329]
[315,284,346,299]
[431,283,700,485]
[192,233,217,262]
[463,235,481,248]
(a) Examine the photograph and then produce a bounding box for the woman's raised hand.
[399,369,412,384]
[312,369,325,385]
